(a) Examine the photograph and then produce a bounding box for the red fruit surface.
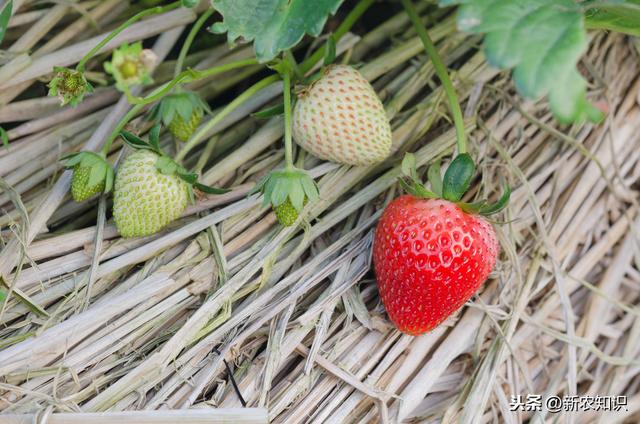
[373,195,499,335]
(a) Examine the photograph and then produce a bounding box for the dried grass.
[0,1,639,423]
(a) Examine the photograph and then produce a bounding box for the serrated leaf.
[442,0,600,123]
[586,1,640,36]
[0,1,12,45]
[211,0,346,62]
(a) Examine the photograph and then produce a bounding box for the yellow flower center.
[120,60,139,78]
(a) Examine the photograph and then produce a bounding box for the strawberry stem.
[125,58,258,105]
[174,8,214,79]
[300,0,374,75]
[282,67,294,170]
[76,1,181,73]
[401,0,468,155]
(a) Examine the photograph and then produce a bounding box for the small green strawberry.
[252,168,318,227]
[149,90,209,142]
[274,197,309,226]
[114,127,228,238]
[292,65,392,166]
[61,151,114,202]
[48,67,93,107]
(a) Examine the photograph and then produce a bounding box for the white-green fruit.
[113,150,189,238]
[292,65,392,166]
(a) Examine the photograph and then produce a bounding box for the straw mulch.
[0,2,639,423]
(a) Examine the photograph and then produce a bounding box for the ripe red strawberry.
[373,195,499,335]
[292,65,392,166]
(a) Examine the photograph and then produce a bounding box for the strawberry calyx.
[120,126,229,198]
[48,67,93,107]
[251,167,319,222]
[61,151,114,200]
[400,153,510,217]
[148,90,210,129]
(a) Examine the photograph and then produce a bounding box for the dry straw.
[0,1,639,423]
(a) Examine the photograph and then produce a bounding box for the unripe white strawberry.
[113,150,189,238]
[292,65,392,166]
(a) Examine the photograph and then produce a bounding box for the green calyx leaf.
[427,159,443,197]
[211,0,346,62]
[252,167,319,212]
[149,90,209,127]
[398,153,439,199]
[0,1,12,45]
[252,102,285,119]
[323,34,337,65]
[457,179,511,216]
[152,155,230,195]
[62,151,114,194]
[442,153,475,202]
[120,130,160,153]
[441,0,603,124]
[0,126,8,148]
[585,1,640,36]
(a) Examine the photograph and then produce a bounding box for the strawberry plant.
[1,0,640,421]
[31,0,639,328]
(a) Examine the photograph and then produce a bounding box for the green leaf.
[105,167,115,193]
[401,153,418,181]
[399,178,438,199]
[0,1,12,45]
[182,0,198,7]
[120,131,153,150]
[149,124,161,152]
[479,181,511,215]
[252,102,285,118]
[324,34,337,65]
[211,0,346,62]
[156,156,178,175]
[427,160,443,197]
[586,1,640,36]
[193,182,231,194]
[88,163,107,187]
[0,126,8,148]
[441,0,601,123]
[442,153,475,202]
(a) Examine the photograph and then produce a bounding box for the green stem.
[76,1,181,72]
[99,58,260,156]
[300,0,374,74]
[175,74,280,163]
[282,70,294,170]
[401,0,467,155]
[126,58,259,105]
[100,103,144,157]
[174,8,214,79]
